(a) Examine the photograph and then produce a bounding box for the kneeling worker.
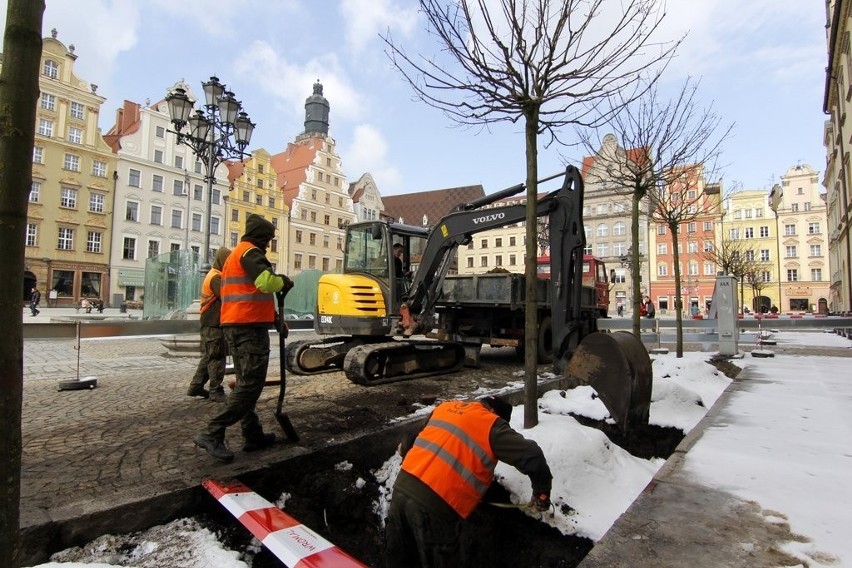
[386,396,552,567]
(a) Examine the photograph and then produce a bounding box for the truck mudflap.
[343,340,466,386]
[562,331,652,434]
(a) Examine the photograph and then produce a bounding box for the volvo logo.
[472,212,505,225]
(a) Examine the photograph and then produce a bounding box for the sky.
[30,329,852,567]
[0,1,828,196]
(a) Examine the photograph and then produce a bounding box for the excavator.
[286,165,652,433]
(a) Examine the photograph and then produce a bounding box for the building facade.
[349,173,384,223]
[23,31,118,307]
[103,85,229,306]
[271,82,355,275]
[823,0,852,312]
[769,164,831,313]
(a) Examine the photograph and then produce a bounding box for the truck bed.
[439,273,550,310]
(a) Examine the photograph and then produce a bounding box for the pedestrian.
[29,286,41,316]
[643,297,655,319]
[385,396,552,568]
[193,215,293,463]
[617,303,624,317]
[187,246,231,403]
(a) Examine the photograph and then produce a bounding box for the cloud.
[342,124,403,192]
[233,40,366,123]
[339,0,420,53]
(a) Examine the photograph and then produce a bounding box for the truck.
[286,166,651,432]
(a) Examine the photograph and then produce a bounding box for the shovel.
[275,289,300,442]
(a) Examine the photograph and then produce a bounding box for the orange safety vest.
[199,268,221,315]
[401,401,498,518]
[220,241,275,325]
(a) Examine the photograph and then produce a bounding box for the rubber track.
[343,340,466,386]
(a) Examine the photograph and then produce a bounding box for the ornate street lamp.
[165,76,255,269]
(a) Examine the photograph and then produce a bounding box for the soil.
[200,351,743,568]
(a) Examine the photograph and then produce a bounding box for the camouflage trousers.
[189,325,226,393]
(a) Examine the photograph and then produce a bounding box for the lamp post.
[769,185,783,311]
[166,76,254,270]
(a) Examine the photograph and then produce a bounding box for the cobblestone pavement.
[20,329,532,533]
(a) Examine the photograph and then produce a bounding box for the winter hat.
[481,396,513,423]
[244,214,275,243]
[212,246,231,270]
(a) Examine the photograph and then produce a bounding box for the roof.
[382,185,485,226]
[103,100,142,153]
[269,137,324,208]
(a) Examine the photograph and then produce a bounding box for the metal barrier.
[23,318,315,340]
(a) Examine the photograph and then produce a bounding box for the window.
[150,205,162,225]
[745,249,755,261]
[43,59,59,79]
[495,237,503,248]
[33,147,43,164]
[230,231,239,247]
[784,223,796,236]
[810,268,822,281]
[687,222,696,233]
[174,156,184,169]
[759,226,769,238]
[613,241,627,255]
[703,221,712,232]
[729,228,739,240]
[171,210,182,229]
[688,262,698,276]
[480,256,489,267]
[466,257,474,268]
[309,233,317,246]
[195,161,203,174]
[657,224,666,235]
[89,193,104,213]
[122,237,136,260]
[212,188,221,204]
[612,269,626,284]
[803,202,811,211]
[210,217,220,235]
[152,174,163,192]
[703,241,713,253]
[596,223,609,237]
[63,153,80,171]
[70,101,84,119]
[30,181,40,202]
[155,125,165,138]
[657,243,667,255]
[657,263,668,277]
[192,213,202,232]
[797,187,804,195]
[257,179,264,189]
[596,243,609,257]
[38,119,53,137]
[744,227,754,239]
[86,231,102,253]
[791,203,799,212]
[688,241,698,254]
[128,169,141,187]
[148,240,160,258]
[294,253,302,270]
[808,222,820,234]
[255,195,263,206]
[58,227,74,250]
[509,236,516,247]
[67,127,82,144]
[26,223,37,247]
[509,254,516,266]
[786,269,798,282]
[785,245,797,258]
[703,262,715,276]
[125,201,139,222]
[60,187,77,208]
[613,222,626,236]
[480,238,488,249]
[194,184,203,200]
[41,93,56,110]
[760,249,770,262]
[154,149,164,163]
[173,179,185,196]
[810,244,822,257]
[744,209,753,219]
[92,160,107,177]
[755,207,764,218]
[231,209,239,222]
[761,271,771,283]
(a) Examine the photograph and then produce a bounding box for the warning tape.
[202,478,367,568]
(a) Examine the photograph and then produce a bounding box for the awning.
[117,268,145,287]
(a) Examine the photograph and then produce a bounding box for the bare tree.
[0,1,45,563]
[578,78,732,353]
[702,236,767,313]
[383,0,679,427]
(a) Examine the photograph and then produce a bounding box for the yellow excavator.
[286,166,652,433]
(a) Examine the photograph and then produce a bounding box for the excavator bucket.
[563,331,652,434]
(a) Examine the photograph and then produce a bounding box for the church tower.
[302,80,329,137]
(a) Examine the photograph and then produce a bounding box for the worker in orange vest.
[193,214,292,463]
[187,246,231,402]
[386,396,552,567]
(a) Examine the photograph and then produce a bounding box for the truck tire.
[514,315,553,363]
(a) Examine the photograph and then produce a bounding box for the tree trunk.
[631,191,642,337]
[670,224,684,357]
[523,107,540,429]
[0,1,45,565]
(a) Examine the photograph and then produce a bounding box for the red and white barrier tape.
[202,478,367,568]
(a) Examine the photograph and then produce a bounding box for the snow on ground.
[28,329,852,567]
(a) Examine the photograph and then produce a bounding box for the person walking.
[187,246,231,403]
[385,396,553,568]
[193,215,293,463]
[29,287,41,316]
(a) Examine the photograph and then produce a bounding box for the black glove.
[529,492,551,512]
[279,274,294,291]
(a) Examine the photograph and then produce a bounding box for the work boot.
[208,389,227,403]
[187,386,209,399]
[242,432,276,452]
[193,433,234,463]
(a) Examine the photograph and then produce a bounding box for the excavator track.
[285,336,372,375]
[343,340,467,386]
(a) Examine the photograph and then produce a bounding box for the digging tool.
[275,289,299,442]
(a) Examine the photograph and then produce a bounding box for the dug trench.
[190,365,720,568]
